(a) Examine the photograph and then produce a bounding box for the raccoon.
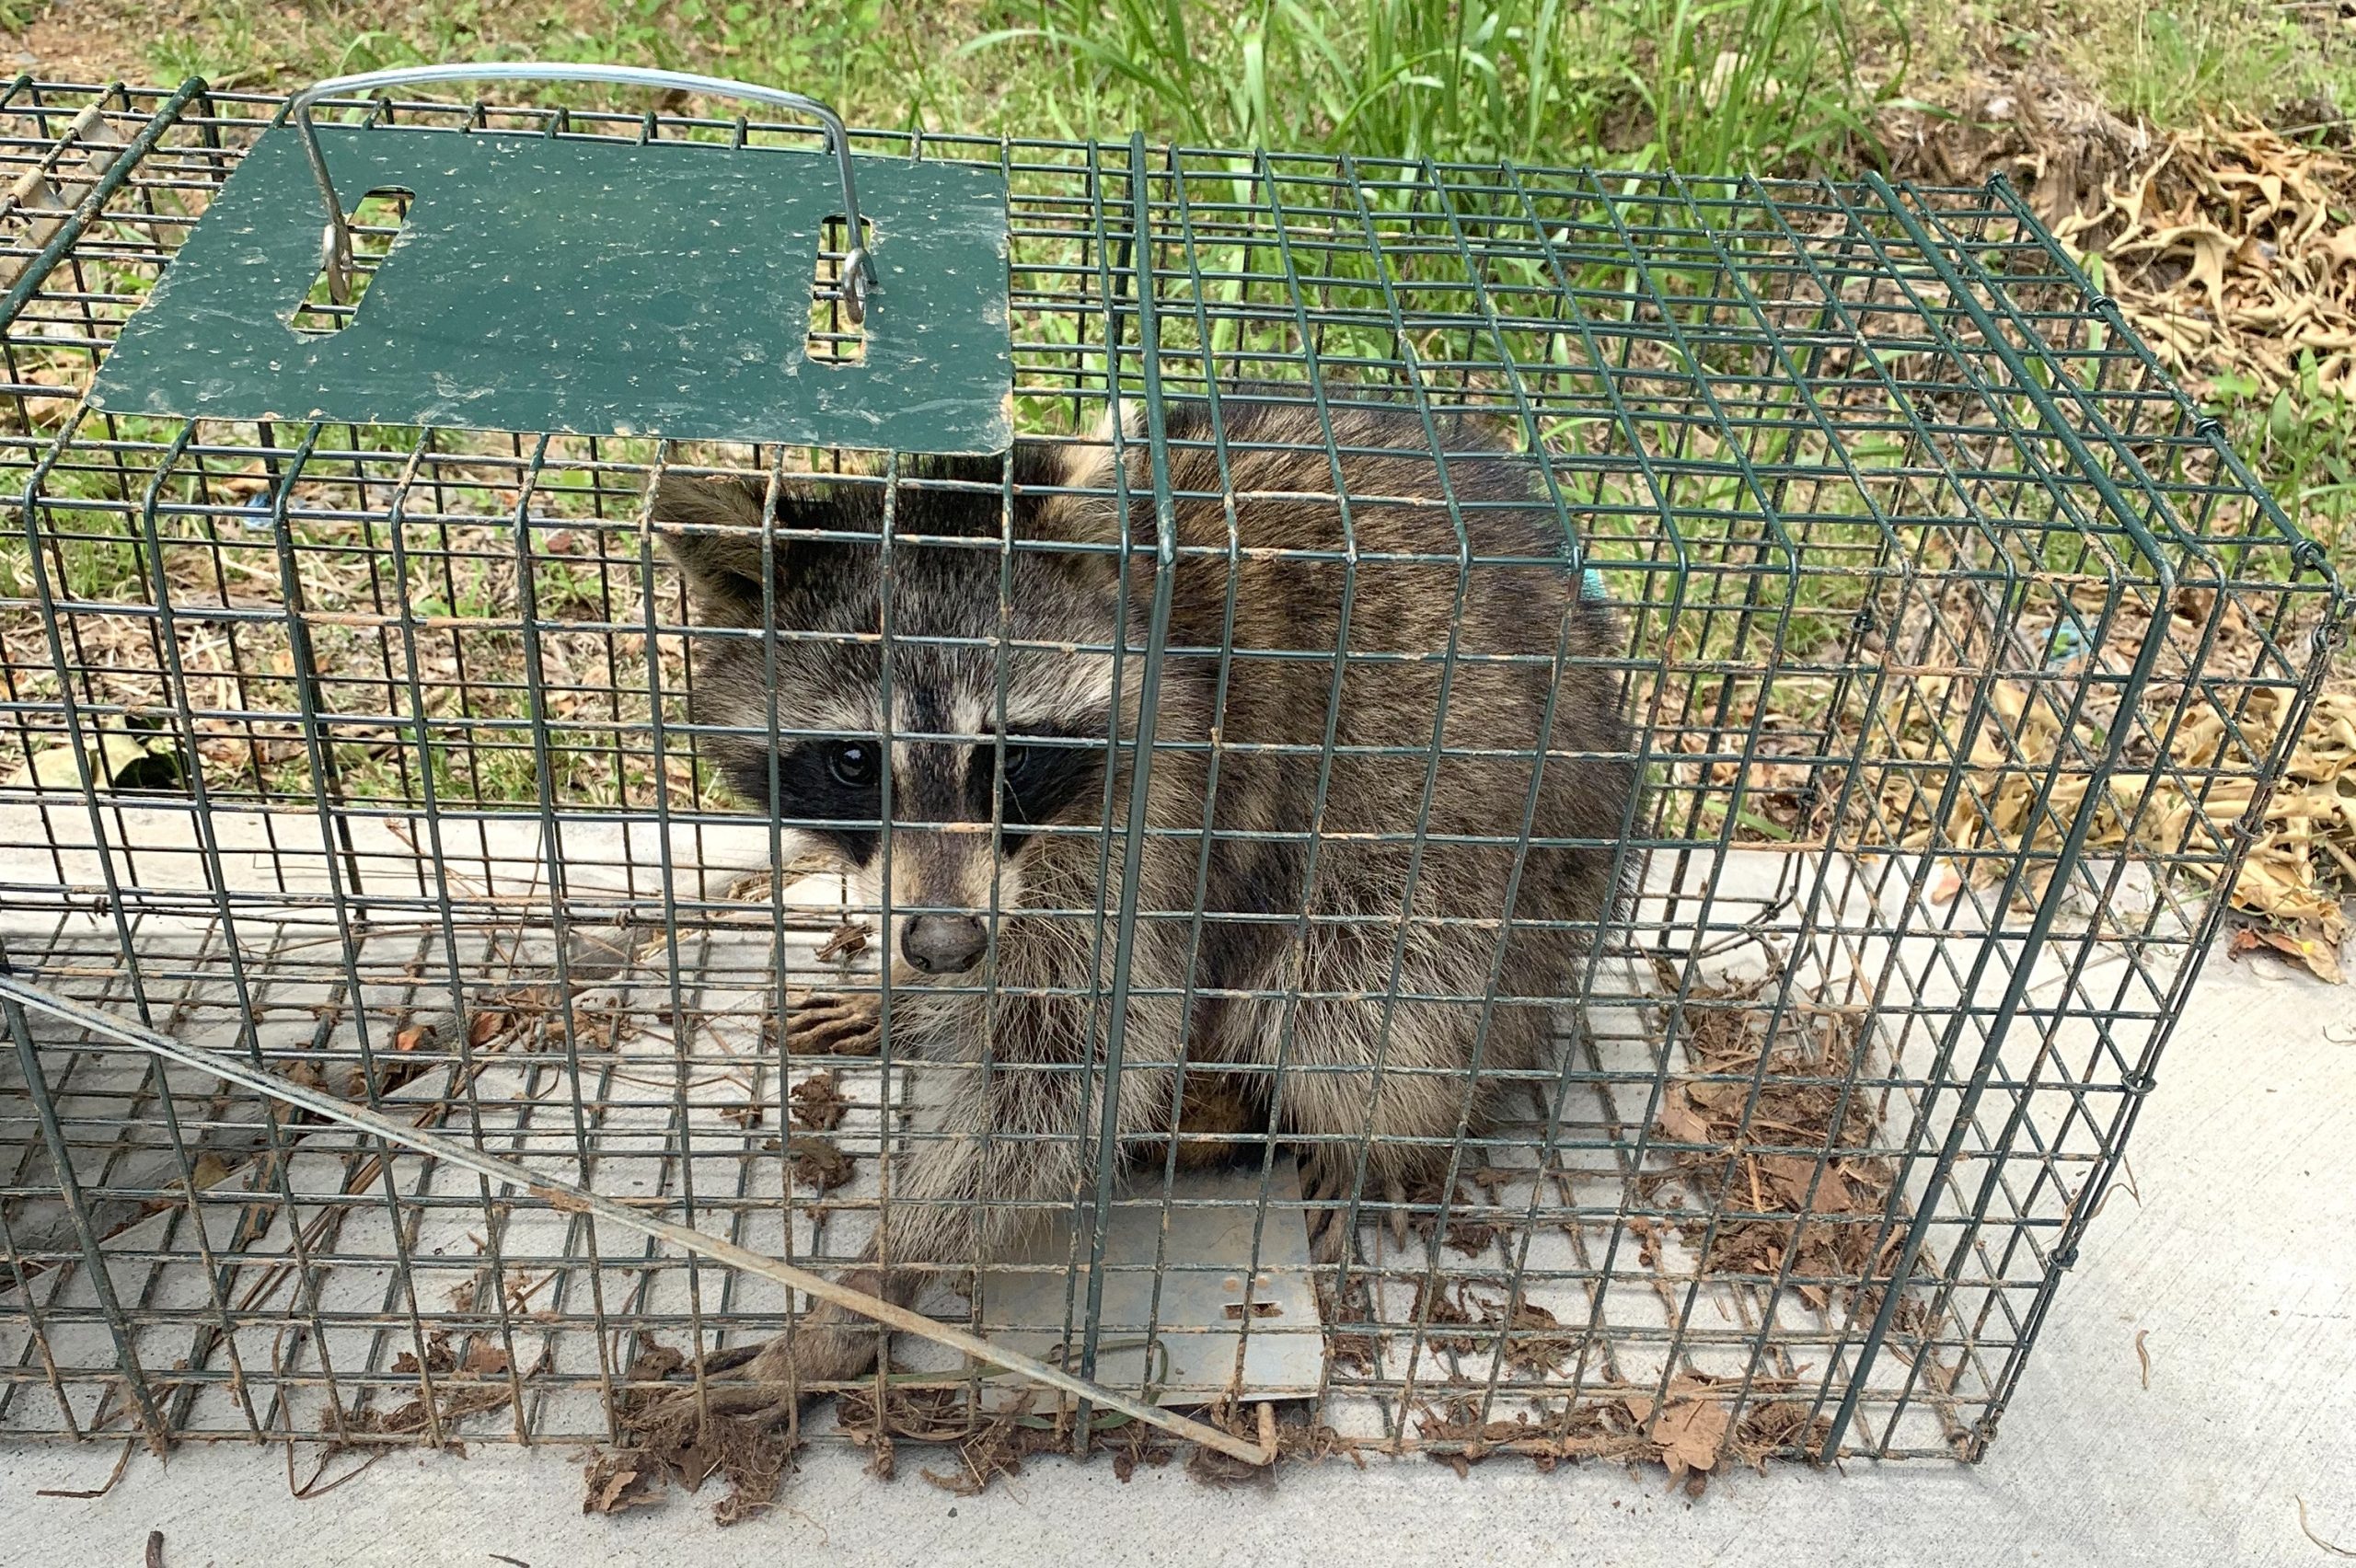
[647,395,1637,1422]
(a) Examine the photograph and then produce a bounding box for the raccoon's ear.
[1043,397,1146,495]
[650,474,775,626]
[1015,402,1143,590]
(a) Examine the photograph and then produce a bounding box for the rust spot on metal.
[529,1183,592,1215]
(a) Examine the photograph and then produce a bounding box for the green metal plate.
[90,123,1012,453]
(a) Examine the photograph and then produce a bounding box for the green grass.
[2106,7,2300,127]
[0,0,2342,848]
[2212,355,2356,557]
[107,0,2356,157]
[1901,0,2352,133]
[108,0,1909,174]
[961,0,1900,168]
[2062,1,2338,129]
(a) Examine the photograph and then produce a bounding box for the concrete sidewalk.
[7,937,2353,1568]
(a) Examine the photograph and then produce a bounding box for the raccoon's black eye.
[998,744,1032,778]
[826,741,878,789]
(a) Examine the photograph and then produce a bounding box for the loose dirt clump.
[788,1070,850,1132]
[782,1136,856,1193]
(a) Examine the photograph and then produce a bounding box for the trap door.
[90,68,1012,453]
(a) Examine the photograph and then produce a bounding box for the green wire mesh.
[0,78,2343,1473]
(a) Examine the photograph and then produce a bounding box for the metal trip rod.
[0,970,1275,1468]
[287,63,877,319]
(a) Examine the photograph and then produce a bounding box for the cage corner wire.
[0,69,2345,1476]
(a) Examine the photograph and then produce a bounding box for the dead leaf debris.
[1643,963,1902,1307]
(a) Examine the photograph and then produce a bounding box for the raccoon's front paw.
[636,1325,879,1435]
[770,992,882,1056]
[635,1339,805,1435]
[1299,1160,1414,1264]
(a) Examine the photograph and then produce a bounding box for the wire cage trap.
[0,71,2345,1486]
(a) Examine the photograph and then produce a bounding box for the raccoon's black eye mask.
[722,741,884,866]
[726,727,1109,865]
[975,731,1105,837]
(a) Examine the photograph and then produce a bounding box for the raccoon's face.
[653,448,1127,979]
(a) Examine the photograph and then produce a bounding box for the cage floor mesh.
[2,811,2189,1460]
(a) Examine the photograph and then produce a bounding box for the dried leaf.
[394,1333,456,1376]
[1405,1178,1500,1258]
[1464,1165,1519,1201]
[1626,1381,1731,1483]
[814,924,870,964]
[2247,926,2344,985]
[582,1455,664,1515]
[12,730,185,792]
[1410,1279,1479,1356]
[2182,225,2234,306]
[467,1011,509,1047]
[392,1025,430,1054]
[1480,1296,1577,1378]
[668,1435,722,1493]
[1656,1082,1712,1145]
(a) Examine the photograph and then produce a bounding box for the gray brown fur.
[648,396,1637,1420]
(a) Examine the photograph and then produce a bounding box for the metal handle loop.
[289,63,875,321]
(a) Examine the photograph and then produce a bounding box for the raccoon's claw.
[1386,1176,1412,1250]
[639,1378,806,1435]
[1297,1166,1413,1266]
[635,1341,813,1435]
[1305,1205,1361,1267]
[687,1343,766,1376]
[781,993,882,1056]
[1299,1166,1359,1266]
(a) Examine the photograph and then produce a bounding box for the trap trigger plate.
[89,122,1013,453]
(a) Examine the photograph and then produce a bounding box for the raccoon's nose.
[902,915,987,974]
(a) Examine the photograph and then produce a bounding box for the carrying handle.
[289,63,876,321]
